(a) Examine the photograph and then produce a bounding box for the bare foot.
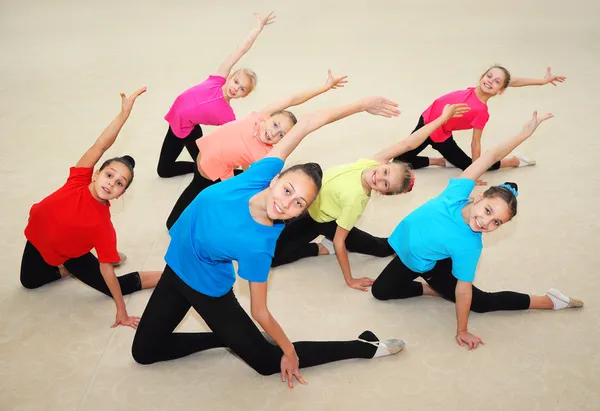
[429,157,446,167]
[317,243,330,256]
[422,282,440,297]
[58,265,71,278]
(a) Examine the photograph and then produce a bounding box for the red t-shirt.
[24,167,120,266]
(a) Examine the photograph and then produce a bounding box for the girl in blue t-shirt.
[372,111,583,350]
[133,96,406,389]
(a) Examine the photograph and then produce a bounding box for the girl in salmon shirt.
[394,66,566,171]
[165,69,349,229]
[156,12,276,178]
[20,88,161,329]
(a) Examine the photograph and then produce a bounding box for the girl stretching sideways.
[373,111,582,349]
[133,96,405,388]
[20,88,161,329]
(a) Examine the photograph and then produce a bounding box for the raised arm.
[249,281,306,389]
[267,96,400,162]
[76,87,146,169]
[460,111,554,182]
[215,12,276,78]
[509,66,566,88]
[260,69,348,116]
[372,104,469,163]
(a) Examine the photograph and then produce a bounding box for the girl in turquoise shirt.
[373,111,583,350]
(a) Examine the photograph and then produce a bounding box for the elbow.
[251,307,270,324]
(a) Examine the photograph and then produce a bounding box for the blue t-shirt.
[165,157,285,297]
[388,178,482,282]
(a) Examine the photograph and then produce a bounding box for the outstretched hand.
[544,66,566,87]
[521,111,554,136]
[120,87,147,114]
[362,97,401,118]
[325,69,348,90]
[441,103,471,121]
[255,11,276,30]
[456,330,484,350]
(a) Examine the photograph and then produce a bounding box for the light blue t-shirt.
[165,157,285,297]
[388,178,482,282]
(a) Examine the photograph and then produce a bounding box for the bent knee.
[131,341,155,365]
[20,276,42,290]
[371,282,389,300]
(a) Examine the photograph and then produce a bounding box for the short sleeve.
[94,222,120,263]
[439,178,476,203]
[207,75,227,86]
[470,112,490,130]
[450,247,481,282]
[237,252,271,283]
[336,204,364,231]
[232,157,284,187]
[66,167,93,188]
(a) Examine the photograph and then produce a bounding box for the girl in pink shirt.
[156,12,276,178]
[394,66,566,172]
[165,70,349,229]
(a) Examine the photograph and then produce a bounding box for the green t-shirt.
[308,158,380,230]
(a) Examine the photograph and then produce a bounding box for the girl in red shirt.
[21,88,161,329]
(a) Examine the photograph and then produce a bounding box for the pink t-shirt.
[196,112,272,181]
[422,88,490,143]
[165,75,236,138]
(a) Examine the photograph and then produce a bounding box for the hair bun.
[122,155,135,169]
[504,181,518,192]
[306,162,323,179]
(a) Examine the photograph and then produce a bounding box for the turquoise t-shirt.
[165,157,285,297]
[388,178,482,282]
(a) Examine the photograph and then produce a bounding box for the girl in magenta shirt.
[156,12,276,178]
[394,65,566,171]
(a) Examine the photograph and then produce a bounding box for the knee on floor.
[131,342,156,365]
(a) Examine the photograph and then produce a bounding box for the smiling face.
[362,163,408,194]
[258,113,295,145]
[465,194,513,233]
[266,170,319,220]
[92,161,131,201]
[224,71,254,99]
[479,67,508,96]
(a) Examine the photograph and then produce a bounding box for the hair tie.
[404,169,416,193]
[498,183,518,197]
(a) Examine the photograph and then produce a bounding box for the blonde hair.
[381,161,414,195]
[233,68,257,92]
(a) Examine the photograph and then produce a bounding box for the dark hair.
[483,181,518,218]
[481,65,511,89]
[99,155,136,188]
[271,110,298,126]
[280,162,323,193]
[381,161,414,195]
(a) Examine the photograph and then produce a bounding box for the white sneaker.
[546,288,584,310]
[320,238,336,255]
[358,338,406,358]
[514,152,536,167]
[113,252,127,267]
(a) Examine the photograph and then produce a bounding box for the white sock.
[358,338,406,358]
[546,288,570,310]
[514,152,536,167]
[320,238,336,255]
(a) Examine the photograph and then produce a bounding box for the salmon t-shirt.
[196,112,272,181]
[422,87,490,143]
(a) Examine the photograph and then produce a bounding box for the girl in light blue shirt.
[373,112,583,350]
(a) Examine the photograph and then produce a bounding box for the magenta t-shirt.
[165,75,236,138]
[422,88,489,143]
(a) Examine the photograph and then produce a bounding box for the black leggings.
[271,215,395,267]
[20,241,141,297]
[156,125,203,178]
[371,256,530,312]
[166,166,243,230]
[393,116,501,171]
[132,265,378,374]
